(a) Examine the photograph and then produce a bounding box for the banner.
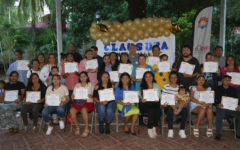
[97,34,175,64]
[192,6,213,64]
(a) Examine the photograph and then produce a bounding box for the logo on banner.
[198,17,208,29]
[195,45,209,52]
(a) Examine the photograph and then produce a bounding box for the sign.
[97,34,176,64]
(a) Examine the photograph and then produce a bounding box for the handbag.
[74,83,91,109]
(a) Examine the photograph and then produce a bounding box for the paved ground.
[0,115,239,150]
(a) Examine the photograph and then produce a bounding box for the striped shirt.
[162,84,180,95]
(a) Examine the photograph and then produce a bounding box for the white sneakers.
[46,126,53,135]
[167,129,186,138]
[148,129,154,138]
[59,120,65,129]
[16,112,21,118]
[152,127,158,137]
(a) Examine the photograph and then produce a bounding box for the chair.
[70,111,94,133]
[19,110,44,131]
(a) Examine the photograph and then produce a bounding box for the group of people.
[0,43,239,141]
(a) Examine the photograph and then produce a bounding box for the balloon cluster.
[90,17,173,45]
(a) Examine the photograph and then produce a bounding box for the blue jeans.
[42,104,67,124]
[95,102,116,122]
[216,107,240,136]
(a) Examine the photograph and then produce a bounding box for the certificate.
[75,88,88,99]
[124,91,139,103]
[227,72,240,85]
[98,88,115,101]
[136,68,150,79]
[26,91,41,103]
[143,89,159,101]
[221,96,238,111]
[46,94,61,106]
[203,62,218,73]
[17,60,29,70]
[148,56,160,66]
[4,90,18,102]
[118,63,133,75]
[109,71,119,82]
[198,91,214,103]
[64,62,78,73]
[161,93,175,105]
[85,59,98,69]
[157,61,171,72]
[178,62,195,75]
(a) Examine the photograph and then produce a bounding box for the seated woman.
[115,73,139,136]
[93,72,116,135]
[0,71,25,132]
[21,73,47,132]
[70,71,95,137]
[42,74,70,135]
[189,74,213,138]
[139,71,161,138]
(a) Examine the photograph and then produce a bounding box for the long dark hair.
[169,71,179,84]
[192,74,208,89]
[140,71,156,95]
[51,74,61,91]
[97,71,112,88]
[110,52,120,64]
[101,54,110,69]
[27,73,42,88]
[120,53,131,64]
[79,71,90,83]
[118,73,132,90]
[225,55,239,71]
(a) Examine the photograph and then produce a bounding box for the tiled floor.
[0,116,239,150]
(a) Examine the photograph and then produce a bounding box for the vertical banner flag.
[96,34,175,64]
[192,6,213,64]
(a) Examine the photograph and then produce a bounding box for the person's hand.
[114,92,116,97]
[44,103,49,108]
[183,73,192,77]
[86,69,93,73]
[235,106,239,111]
[24,101,30,105]
[154,68,159,73]
[102,101,108,105]
[155,100,159,102]
[46,77,51,83]
[141,99,147,103]
[37,100,42,103]
[14,99,20,103]
[203,103,211,107]
[27,64,31,69]
[59,102,65,106]
[138,79,142,82]
[124,102,131,106]
[71,94,75,100]
[63,73,69,78]
[217,103,223,108]
[201,68,204,74]
[171,68,177,72]
[74,71,80,76]
[198,101,205,105]
[88,94,92,98]
[216,68,221,75]
[162,102,168,107]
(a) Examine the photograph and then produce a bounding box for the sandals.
[193,126,199,137]
[75,128,80,135]
[206,126,212,137]
[81,130,89,138]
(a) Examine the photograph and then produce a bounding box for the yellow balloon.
[147,17,153,25]
[108,27,116,33]
[103,32,111,38]
[158,26,165,33]
[152,21,160,28]
[123,21,127,26]
[165,18,171,23]
[137,29,144,36]
[140,22,147,29]
[142,18,147,22]
[90,27,98,34]
[119,25,126,33]
[134,18,142,27]
[124,30,132,38]
[164,23,172,29]
[90,33,98,40]
[130,25,137,32]
[126,20,133,29]
[159,17,166,25]
[121,35,128,42]
[139,35,144,40]
[115,31,122,39]
[101,37,110,45]
[110,35,117,42]
[163,30,171,37]
[91,22,97,27]
[143,32,150,39]
[106,23,113,29]
[113,21,121,29]
[104,20,111,25]
[146,26,154,33]
[96,32,103,39]
[158,32,163,37]
[152,31,159,38]
[153,17,159,22]
[131,34,139,42]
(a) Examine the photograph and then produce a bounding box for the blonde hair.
[45,53,57,65]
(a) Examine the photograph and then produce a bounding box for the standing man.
[214,46,226,69]
[172,45,201,89]
[69,43,83,63]
[128,44,139,67]
[91,46,103,66]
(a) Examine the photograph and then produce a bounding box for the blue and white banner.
[97,34,175,64]
[192,6,213,64]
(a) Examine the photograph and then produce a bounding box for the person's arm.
[131,75,140,82]
[221,67,226,77]
[60,86,69,106]
[39,65,48,83]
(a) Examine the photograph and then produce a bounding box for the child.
[47,66,66,87]
[27,59,40,80]
[0,80,5,101]
[171,86,189,115]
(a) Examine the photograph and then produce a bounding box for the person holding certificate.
[97,55,117,81]
[79,50,98,86]
[70,71,95,137]
[26,59,41,80]
[214,75,240,140]
[21,73,47,133]
[115,73,139,135]
[93,72,116,135]
[189,74,213,138]
[131,54,154,91]
[6,50,28,87]
[146,45,161,66]
[42,75,70,135]
[0,71,25,132]
[138,71,161,138]
[118,53,132,77]
[152,54,170,90]
[110,52,120,71]
[200,52,222,89]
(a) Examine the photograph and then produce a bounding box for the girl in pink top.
[78,50,98,86]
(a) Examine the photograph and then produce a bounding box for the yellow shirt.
[152,64,169,90]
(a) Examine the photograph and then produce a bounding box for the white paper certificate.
[161,93,175,105]
[124,91,139,103]
[17,60,29,70]
[118,63,133,75]
[157,61,171,72]
[136,68,150,79]
[221,96,238,111]
[148,56,160,66]
[143,89,159,101]
[203,62,218,73]
[4,90,18,102]
[178,62,195,75]
[109,71,119,82]
[75,88,88,99]
[26,91,41,103]
[85,59,98,69]
[98,88,115,101]
[46,94,61,106]
[64,63,78,73]
[227,72,240,85]
[198,91,214,103]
